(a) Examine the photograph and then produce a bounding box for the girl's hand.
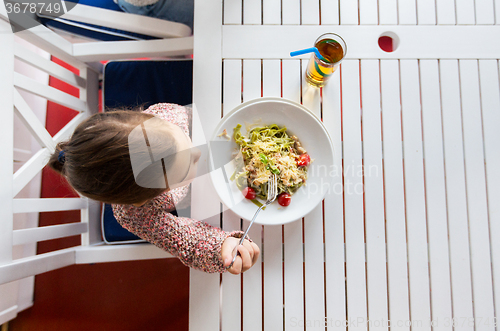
[221,237,260,274]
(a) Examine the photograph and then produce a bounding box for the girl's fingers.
[250,242,260,265]
[237,245,252,272]
[241,240,255,261]
[228,256,242,275]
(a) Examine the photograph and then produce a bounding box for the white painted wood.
[419,60,453,331]
[439,60,474,331]
[14,73,86,112]
[222,26,500,60]
[190,0,223,329]
[339,0,359,24]
[224,0,242,24]
[72,36,194,62]
[359,0,378,24]
[263,0,280,24]
[436,0,457,24]
[0,248,75,286]
[301,0,320,25]
[359,59,389,331]
[301,63,325,331]
[12,148,50,198]
[322,66,346,331]
[416,0,437,24]
[478,60,500,324]
[281,59,305,331]
[283,0,300,24]
[475,0,495,24]
[379,0,399,24]
[399,60,431,331]
[262,59,283,331]
[41,3,191,37]
[398,0,417,24]
[0,18,14,268]
[0,306,18,325]
[320,0,340,24]
[244,0,262,24]
[458,60,495,329]
[13,223,88,245]
[497,0,500,23]
[341,60,368,331]
[242,59,263,331]
[455,0,476,24]
[14,43,86,88]
[75,244,172,263]
[221,59,242,331]
[380,60,410,331]
[52,112,86,144]
[13,90,55,151]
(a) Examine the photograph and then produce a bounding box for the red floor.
[9,58,189,331]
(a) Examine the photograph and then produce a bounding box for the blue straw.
[290,47,328,62]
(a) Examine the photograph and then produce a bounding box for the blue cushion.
[38,0,159,41]
[102,60,192,242]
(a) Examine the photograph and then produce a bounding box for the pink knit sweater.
[112,103,243,273]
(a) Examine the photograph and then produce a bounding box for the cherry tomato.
[297,154,311,167]
[242,187,256,200]
[277,192,292,207]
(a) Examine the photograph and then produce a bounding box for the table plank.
[339,0,359,24]
[416,0,437,24]
[263,0,280,25]
[221,60,243,331]
[455,0,475,24]
[281,59,305,331]
[282,0,300,25]
[419,60,453,331]
[359,0,378,24]
[439,60,474,331]
[398,0,417,24]
[322,60,346,331]
[475,0,495,24]
[380,60,410,331]
[379,0,398,24]
[244,0,262,24]
[436,0,456,24]
[301,0,320,25]
[262,59,284,331]
[360,59,389,331]
[478,60,500,324]
[458,60,495,330]
[342,60,368,331]
[242,59,263,331]
[399,60,431,331]
[301,61,325,331]
[320,0,339,24]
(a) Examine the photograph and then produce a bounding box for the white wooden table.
[190,1,500,330]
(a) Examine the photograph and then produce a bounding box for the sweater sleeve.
[112,199,247,273]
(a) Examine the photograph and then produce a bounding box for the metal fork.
[227,174,278,270]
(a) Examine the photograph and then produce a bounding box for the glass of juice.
[305,33,347,88]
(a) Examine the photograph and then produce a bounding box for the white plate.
[208,97,334,225]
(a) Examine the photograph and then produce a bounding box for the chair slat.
[475,0,495,24]
[378,0,398,24]
[13,223,89,245]
[339,0,359,24]
[13,198,87,213]
[400,60,432,331]
[398,0,417,24]
[455,0,476,24]
[341,59,368,331]
[439,60,474,331]
[320,0,340,24]
[244,0,262,24]
[224,0,242,24]
[360,59,389,331]
[322,68,347,331]
[301,61,326,331]
[416,0,437,24]
[263,0,281,24]
[478,60,500,320]
[419,60,453,331]
[359,0,378,24]
[242,59,263,331]
[380,60,410,331]
[459,60,495,329]
[12,148,51,197]
[301,0,320,25]
[281,59,305,331]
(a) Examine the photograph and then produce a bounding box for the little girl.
[47,103,258,274]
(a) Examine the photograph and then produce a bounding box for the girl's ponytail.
[48,142,68,175]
